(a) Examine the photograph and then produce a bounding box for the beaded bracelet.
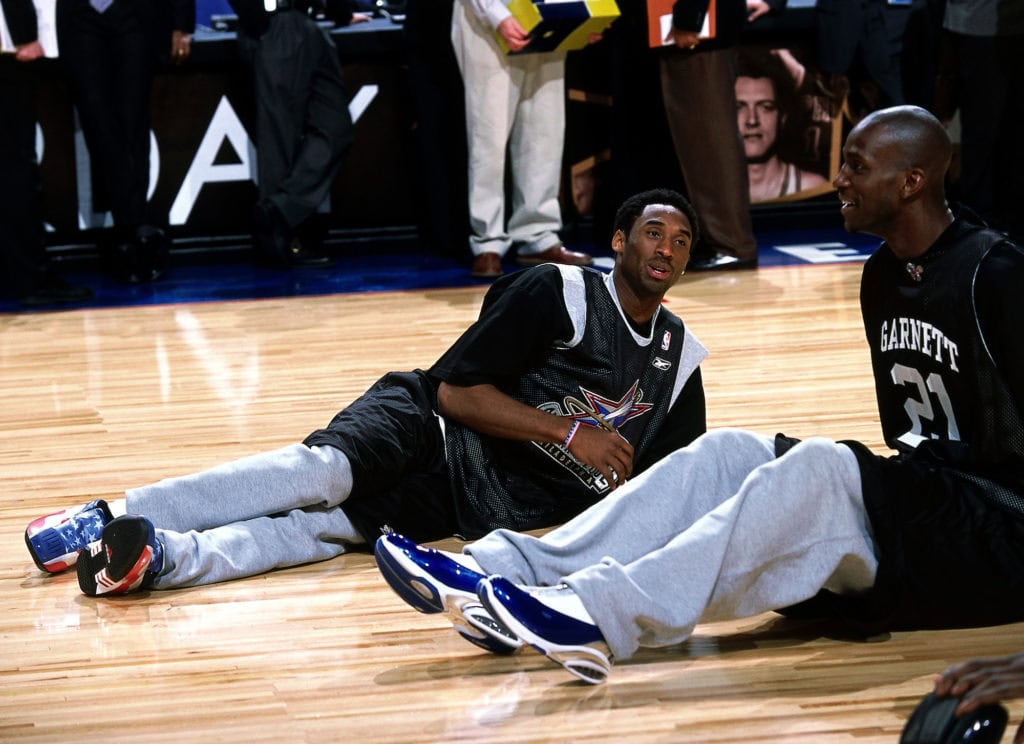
[563,420,581,449]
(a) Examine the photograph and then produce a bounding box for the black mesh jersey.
[438,264,707,538]
[860,219,1024,489]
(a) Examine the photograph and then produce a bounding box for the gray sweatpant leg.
[468,428,877,660]
[124,444,363,589]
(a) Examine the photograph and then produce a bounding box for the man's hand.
[934,652,1024,743]
[747,1,772,22]
[15,40,45,62]
[666,28,700,50]
[567,425,634,490]
[170,30,192,65]
[496,16,531,52]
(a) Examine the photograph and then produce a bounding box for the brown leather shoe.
[471,252,504,279]
[515,245,593,267]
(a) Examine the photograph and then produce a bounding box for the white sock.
[530,584,595,624]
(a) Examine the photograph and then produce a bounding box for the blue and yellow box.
[501,0,621,54]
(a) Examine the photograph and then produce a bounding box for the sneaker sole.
[373,538,465,615]
[77,541,154,597]
[76,516,155,597]
[479,580,611,684]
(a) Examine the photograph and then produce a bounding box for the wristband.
[563,421,581,449]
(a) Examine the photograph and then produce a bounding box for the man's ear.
[611,229,626,256]
[902,167,927,199]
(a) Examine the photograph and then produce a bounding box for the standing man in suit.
[1,0,93,306]
[56,0,194,284]
[228,0,364,268]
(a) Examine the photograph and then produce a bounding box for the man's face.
[833,124,905,237]
[613,204,692,298]
[736,76,780,161]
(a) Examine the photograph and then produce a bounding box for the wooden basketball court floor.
[2,260,1021,742]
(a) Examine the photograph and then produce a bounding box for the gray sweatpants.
[125,444,363,589]
[467,429,878,660]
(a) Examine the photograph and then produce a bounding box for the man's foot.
[104,225,169,284]
[470,252,503,279]
[686,249,757,272]
[515,245,593,267]
[77,515,164,597]
[253,199,293,265]
[374,533,522,654]
[478,577,612,684]
[25,500,114,574]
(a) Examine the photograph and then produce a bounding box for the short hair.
[735,48,797,122]
[612,189,701,247]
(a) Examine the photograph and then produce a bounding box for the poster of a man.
[736,48,836,204]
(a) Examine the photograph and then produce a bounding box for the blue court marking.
[0,228,880,314]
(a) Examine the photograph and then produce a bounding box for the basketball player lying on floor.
[25,189,708,611]
[375,106,1024,684]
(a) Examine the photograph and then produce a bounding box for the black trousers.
[57,0,154,229]
[303,371,456,544]
[0,56,46,299]
[239,10,353,228]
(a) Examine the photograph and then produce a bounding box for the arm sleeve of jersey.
[633,366,707,473]
[976,243,1024,413]
[427,266,576,388]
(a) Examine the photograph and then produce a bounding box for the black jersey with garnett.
[860,219,1024,492]
[431,264,707,538]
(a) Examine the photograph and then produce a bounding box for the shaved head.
[851,106,952,199]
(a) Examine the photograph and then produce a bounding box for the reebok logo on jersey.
[652,357,672,371]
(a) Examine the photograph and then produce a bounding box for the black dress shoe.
[687,250,758,272]
[253,199,294,266]
[104,225,169,283]
[285,236,335,268]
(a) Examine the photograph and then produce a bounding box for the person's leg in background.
[660,48,757,270]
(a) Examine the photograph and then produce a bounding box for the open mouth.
[647,263,672,280]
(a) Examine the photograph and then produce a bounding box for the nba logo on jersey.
[661,331,671,350]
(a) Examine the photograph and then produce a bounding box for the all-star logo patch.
[533,380,653,492]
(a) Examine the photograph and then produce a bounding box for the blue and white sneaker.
[25,499,114,574]
[76,515,164,597]
[477,576,612,685]
[374,533,522,654]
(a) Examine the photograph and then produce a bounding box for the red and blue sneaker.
[25,500,114,574]
[76,515,164,597]
[478,576,612,684]
[374,533,522,654]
